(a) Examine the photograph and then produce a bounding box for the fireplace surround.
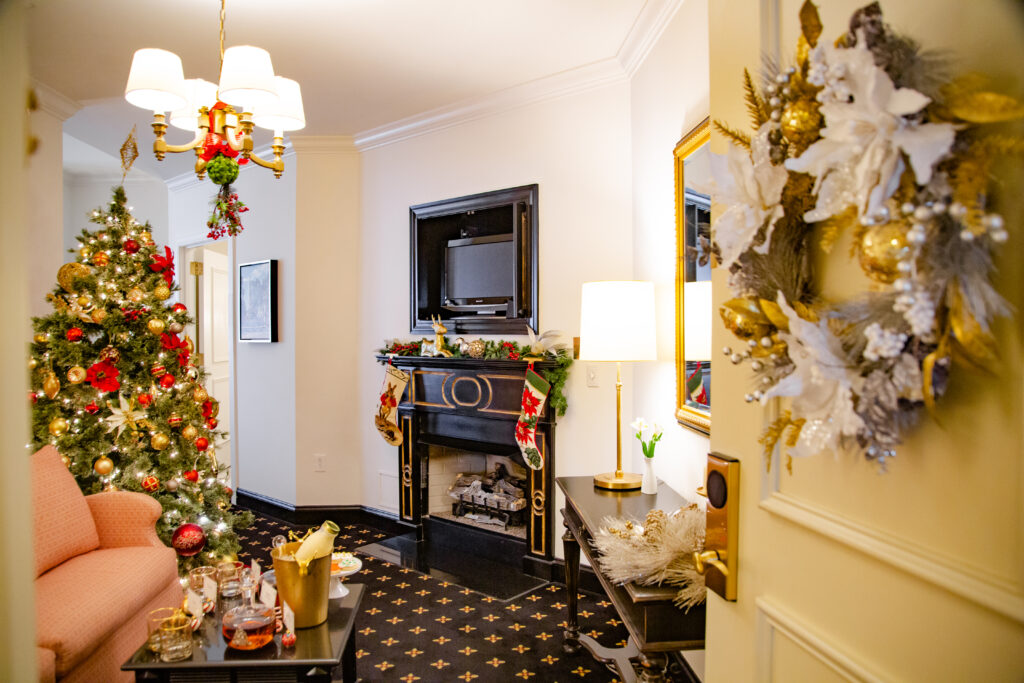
[379,355,558,579]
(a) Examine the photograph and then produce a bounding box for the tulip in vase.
[631,418,663,494]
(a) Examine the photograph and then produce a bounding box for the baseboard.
[235,489,407,535]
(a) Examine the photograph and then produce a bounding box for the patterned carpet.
[235,512,630,682]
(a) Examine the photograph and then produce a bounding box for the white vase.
[641,457,657,494]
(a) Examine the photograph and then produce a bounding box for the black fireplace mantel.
[376,355,558,577]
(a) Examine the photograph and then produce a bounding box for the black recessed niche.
[410,184,538,335]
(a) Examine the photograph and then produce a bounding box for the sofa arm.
[85,491,165,549]
[37,647,55,683]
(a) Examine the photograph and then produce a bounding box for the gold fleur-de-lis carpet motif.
[236,513,632,682]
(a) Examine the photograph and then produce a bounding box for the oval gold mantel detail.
[450,376,484,407]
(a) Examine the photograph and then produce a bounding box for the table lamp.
[579,281,657,490]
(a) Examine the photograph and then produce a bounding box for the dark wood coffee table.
[122,583,364,682]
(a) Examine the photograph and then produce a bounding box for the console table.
[557,477,705,682]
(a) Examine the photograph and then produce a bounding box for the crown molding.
[32,80,81,121]
[617,0,685,78]
[65,172,162,186]
[354,58,627,151]
[289,135,358,155]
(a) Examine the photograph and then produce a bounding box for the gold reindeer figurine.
[420,315,453,357]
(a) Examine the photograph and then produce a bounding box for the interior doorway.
[181,241,233,480]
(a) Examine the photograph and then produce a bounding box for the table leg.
[561,514,582,655]
[342,626,357,682]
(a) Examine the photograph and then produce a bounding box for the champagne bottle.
[293,520,340,574]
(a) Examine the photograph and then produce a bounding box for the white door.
[705,1,1024,681]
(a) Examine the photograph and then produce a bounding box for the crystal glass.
[221,569,275,650]
[188,565,216,595]
[158,613,193,662]
[217,560,244,598]
[146,607,178,653]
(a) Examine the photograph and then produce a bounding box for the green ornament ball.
[206,154,240,186]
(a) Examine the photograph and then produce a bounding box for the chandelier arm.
[159,130,206,155]
[242,138,286,179]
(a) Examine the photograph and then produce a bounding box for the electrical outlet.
[586,364,599,388]
[314,454,326,472]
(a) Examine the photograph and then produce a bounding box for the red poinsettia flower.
[520,388,541,417]
[201,400,214,419]
[84,402,100,414]
[160,332,191,366]
[150,246,175,286]
[86,360,121,393]
[515,419,532,443]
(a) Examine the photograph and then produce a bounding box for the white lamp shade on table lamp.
[252,76,306,133]
[683,281,712,361]
[218,46,279,110]
[579,281,657,362]
[124,48,188,113]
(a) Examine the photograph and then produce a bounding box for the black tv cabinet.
[409,184,538,335]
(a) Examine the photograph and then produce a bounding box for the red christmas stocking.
[515,368,550,470]
[375,364,409,446]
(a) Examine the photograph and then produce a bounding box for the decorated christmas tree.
[29,186,251,572]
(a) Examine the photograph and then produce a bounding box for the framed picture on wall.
[238,259,278,343]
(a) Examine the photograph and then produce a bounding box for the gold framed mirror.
[675,118,711,435]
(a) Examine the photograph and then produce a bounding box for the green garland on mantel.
[378,339,573,417]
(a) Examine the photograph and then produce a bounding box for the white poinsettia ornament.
[105,393,146,439]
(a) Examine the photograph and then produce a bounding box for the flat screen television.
[443,233,514,314]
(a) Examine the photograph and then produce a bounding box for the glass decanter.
[221,566,275,650]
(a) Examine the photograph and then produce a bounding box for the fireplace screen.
[428,450,528,538]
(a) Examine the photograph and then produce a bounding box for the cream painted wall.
[168,164,298,505]
[27,107,64,320]
[0,3,39,679]
[706,1,1024,680]
[631,0,710,499]
[63,175,169,254]
[358,83,634,532]
[292,137,364,505]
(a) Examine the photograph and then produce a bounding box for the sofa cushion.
[35,546,180,676]
[32,446,99,577]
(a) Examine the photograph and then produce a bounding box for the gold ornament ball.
[43,372,61,400]
[48,417,69,436]
[91,308,108,324]
[76,295,92,308]
[193,387,209,403]
[79,247,91,259]
[151,432,171,451]
[153,284,171,301]
[93,456,114,476]
[28,357,37,370]
[859,223,910,284]
[182,424,199,441]
[168,322,184,334]
[780,100,823,148]
[67,366,87,384]
[117,332,131,343]
[57,262,92,293]
[467,339,486,358]
[140,230,152,243]
[147,318,166,335]
[33,333,49,344]
[127,288,145,303]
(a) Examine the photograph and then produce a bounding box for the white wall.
[63,174,169,254]
[630,0,710,498]
[168,163,297,505]
[27,108,65,320]
[358,82,634,531]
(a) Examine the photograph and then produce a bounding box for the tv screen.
[445,234,513,306]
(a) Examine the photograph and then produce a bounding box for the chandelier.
[124,0,304,179]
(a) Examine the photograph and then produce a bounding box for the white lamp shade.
[170,79,218,131]
[579,281,657,362]
[683,281,713,361]
[252,77,306,132]
[124,48,187,113]
[218,45,279,109]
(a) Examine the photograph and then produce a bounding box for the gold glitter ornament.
[93,456,114,476]
[91,308,108,324]
[719,298,773,340]
[182,424,199,441]
[780,100,823,149]
[147,318,166,335]
[127,288,145,303]
[140,230,153,244]
[467,339,486,358]
[57,262,92,293]
[67,366,87,384]
[859,223,910,284]
[193,387,209,403]
[48,417,69,436]
[153,284,171,301]
[151,432,171,450]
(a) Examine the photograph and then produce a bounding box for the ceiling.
[29,0,659,180]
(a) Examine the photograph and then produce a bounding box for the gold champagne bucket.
[271,541,331,628]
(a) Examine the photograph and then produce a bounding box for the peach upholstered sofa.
[32,445,182,682]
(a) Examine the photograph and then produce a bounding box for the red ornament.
[195,437,209,452]
[29,391,37,404]
[86,360,121,393]
[159,373,176,389]
[224,485,233,497]
[138,392,153,406]
[281,631,296,647]
[66,327,83,342]
[205,418,218,430]
[141,475,159,492]
[171,523,206,557]
[183,469,199,482]
[123,239,140,254]
[168,413,182,428]
[85,402,100,414]
[150,363,166,377]
[172,303,187,313]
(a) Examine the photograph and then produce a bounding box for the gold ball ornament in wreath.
[712,1,1018,472]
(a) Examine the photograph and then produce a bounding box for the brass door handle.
[693,549,729,576]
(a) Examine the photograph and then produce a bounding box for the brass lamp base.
[593,471,642,491]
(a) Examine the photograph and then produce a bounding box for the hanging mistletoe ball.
[206,154,240,186]
[171,523,206,557]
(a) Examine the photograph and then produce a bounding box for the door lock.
[701,452,739,601]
